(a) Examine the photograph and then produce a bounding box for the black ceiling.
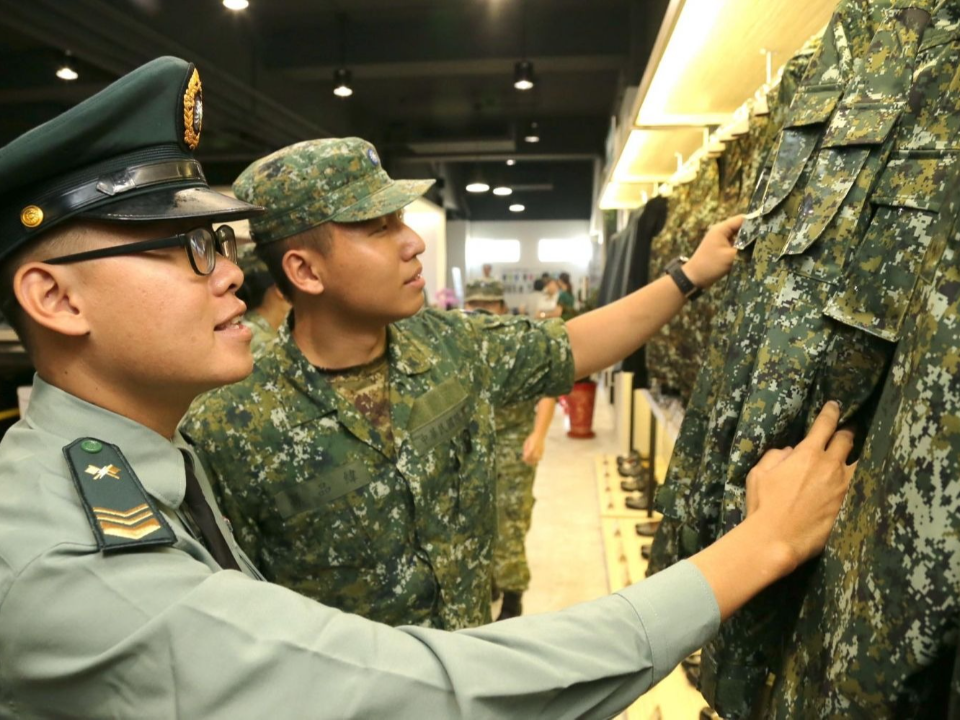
[0,0,668,221]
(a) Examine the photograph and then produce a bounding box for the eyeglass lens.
[186,226,237,275]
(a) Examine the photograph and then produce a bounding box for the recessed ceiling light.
[466,182,491,193]
[506,159,516,166]
[493,187,513,196]
[223,0,249,9]
[509,204,525,212]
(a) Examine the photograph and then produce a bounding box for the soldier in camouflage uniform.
[234,244,290,352]
[463,279,558,621]
[650,1,960,716]
[181,137,745,630]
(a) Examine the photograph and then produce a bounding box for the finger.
[843,460,858,484]
[746,473,759,517]
[715,214,745,240]
[825,428,855,464]
[802,401,841,450]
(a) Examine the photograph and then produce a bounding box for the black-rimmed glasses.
[43,226,238,276]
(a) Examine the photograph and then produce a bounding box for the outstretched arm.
[566,215,743,379]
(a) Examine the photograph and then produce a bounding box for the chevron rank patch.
[63,437,177,552]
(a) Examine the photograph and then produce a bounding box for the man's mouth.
[405,269,423,284]
[215,308,246,331]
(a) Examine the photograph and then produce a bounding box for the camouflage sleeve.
[179,400,265,566]
[192,441,263,564]
[464,312,576,408]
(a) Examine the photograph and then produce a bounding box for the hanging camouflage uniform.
[648,36,820,577]
[645,159,720,402]
[769,4,960,715]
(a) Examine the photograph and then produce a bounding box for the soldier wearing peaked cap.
[0,55,856,719]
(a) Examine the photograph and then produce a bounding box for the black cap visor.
[83,185,263,223]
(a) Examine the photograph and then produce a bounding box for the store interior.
[2,0,960,717]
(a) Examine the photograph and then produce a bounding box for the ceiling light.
[509,204,525,212]
[223,0,250,9]
[506,159,516,166]
[56,64,78,81]
[514,61,535,91]
[524,121,540,143]
[466,165,490,193]
[333,68,353,98]
[493,187,513,196]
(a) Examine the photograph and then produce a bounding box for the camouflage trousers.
[493,429,537,593]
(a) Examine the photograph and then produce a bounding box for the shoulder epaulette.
[63,437,177,552]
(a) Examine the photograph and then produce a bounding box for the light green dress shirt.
[0,376,720,719]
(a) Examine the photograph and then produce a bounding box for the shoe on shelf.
[624,494,650,511]
[497,591,523,621]
[640,544,652,560]
[635,520,660,537]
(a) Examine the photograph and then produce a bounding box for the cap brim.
[330,178,436,223]
[82,186,264,223]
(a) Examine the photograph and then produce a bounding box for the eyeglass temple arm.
[43,235,183,265]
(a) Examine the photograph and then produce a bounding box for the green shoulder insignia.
[63,437,177,552]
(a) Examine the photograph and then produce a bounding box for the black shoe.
[640,544,652,560]
[617,462,646,479]
[620,479,643,492]
[635,520,659,537]
[497,591,523,621]
[624,494,649,511]
[682,652,701,686]
[616,451,640,467]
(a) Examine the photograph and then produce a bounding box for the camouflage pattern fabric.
[321,353,395,457]
[649,1,960,716]
[241,311,276,353]
[232,137,435,245]
[492,402,538,593]
[770,5,960,715]
[645,158,720,402]
[181,309,574,630]
[647,37,820,578]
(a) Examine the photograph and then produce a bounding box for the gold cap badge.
[182,68,203,151]
[20,205,44,228]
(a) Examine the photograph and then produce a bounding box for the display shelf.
[595,455,660,520]
[596,454,708,719]
[600,0,836,210]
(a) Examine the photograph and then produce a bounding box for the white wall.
[461,219,594,314]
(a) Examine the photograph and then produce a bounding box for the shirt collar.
[25,376,188,509]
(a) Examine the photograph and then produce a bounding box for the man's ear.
[14,262,90,337]
[282,246,326,297]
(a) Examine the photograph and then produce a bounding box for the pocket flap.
[871,154,956,212]
[784,85,844,128]
[822,104,902,148]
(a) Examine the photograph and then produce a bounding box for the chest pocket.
[407,378,483,526]
[271,459,376,569]
[408,378,471,454]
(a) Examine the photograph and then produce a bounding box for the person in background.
[538,277,576,320]
[481,263,493,279]
[234,244,291,351]
[463,279,558,620]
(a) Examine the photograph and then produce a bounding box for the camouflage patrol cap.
[0,56,262,263]
[465,279,505,302]
[232,137,435,245]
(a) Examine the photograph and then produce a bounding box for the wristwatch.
[664,256,703,300]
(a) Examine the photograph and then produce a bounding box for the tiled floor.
[520,393,709,720]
